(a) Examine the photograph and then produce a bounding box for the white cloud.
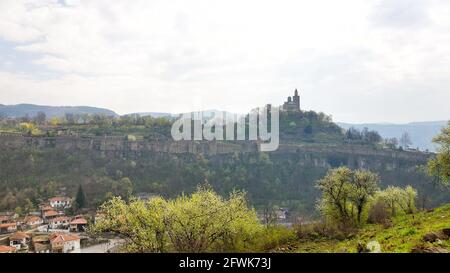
[0,0,449,123]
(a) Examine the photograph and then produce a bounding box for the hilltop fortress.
[282,89,301,111]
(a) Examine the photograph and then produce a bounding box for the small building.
[69,217,88,232]
[32,235,51,253]
[49,216,70,229]
[49,233,81,253]
[15,218,25,227]
[25,216,43,228]
[276,208,288,221]
[0,223,17,234]
[9,232,31,251]
[49,197,72,209]
[40,205,53,213]
[0,245,17,253]
[0,215,10,224]
[43,210,60,220]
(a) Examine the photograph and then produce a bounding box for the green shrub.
[255,225,297,252]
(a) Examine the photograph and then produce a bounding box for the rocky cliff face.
[0,134,430,160]
[0,134,258,155]
[0,134,430,171]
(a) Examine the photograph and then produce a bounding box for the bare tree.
[400,132,412,148]
[35,111,47,125]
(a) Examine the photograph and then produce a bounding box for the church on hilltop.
[282,89,300,111]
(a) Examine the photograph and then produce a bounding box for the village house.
[49,197,72,209]
[0,212,16,222]
[69,216,88,232]
[40,205,53,212]
[49,216,70,229]
[9,232,31,251]
[0,215,9,224]
[25,215,43,228]
[32,236,51,253]
[15,218,25,228]
[276,208,288,221]
[0,222,17,234]
[49,233,81,253]
[0,245,17,253]
[43,210,60,220]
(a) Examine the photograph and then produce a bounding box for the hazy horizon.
[1,101,449,125]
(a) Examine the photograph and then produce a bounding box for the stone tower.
[293,89,300,109]
[283,89,300,111]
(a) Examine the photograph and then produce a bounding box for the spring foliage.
[428,121,450,188]
[316,167,379,227]
[92,186,262,253]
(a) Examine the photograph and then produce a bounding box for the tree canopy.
[428,121,450,188]
[91,186,262,253]
[316,167,379,227]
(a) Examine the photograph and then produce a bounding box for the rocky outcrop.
[411,245,450,253]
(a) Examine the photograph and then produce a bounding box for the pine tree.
[75,184,86,210]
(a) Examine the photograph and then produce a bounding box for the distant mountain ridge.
[337,121,448,152]
[0,103,118,118]
[126,112,174,118]
[129,110,245,122]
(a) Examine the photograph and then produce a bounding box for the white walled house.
[0,245,16,253]
[48,216,70,229]
[9,232,31,250]
[25,216,43,228]
[50,233,81,253]
[43,210,60,220]
[49,197,72,209]
[69,217,88,232]
[0,222,17,233]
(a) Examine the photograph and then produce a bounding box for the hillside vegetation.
[294,205,450,253]
[0,110,447,216]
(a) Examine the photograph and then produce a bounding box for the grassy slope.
[295,204,450,253]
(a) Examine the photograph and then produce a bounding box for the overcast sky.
[0,0,449,123]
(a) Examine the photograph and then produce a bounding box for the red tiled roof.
[40,205,53,211]
[49,233,80,243]
[43,210,59,217]
[49,216,69,223]
[10,232,30,240]
[70,218,87,225]
[25,216,42,223]
[0,245,16,253]
[49,197,71,202]
[0,223,17,228]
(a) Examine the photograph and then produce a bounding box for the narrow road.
[79,239,123,253]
